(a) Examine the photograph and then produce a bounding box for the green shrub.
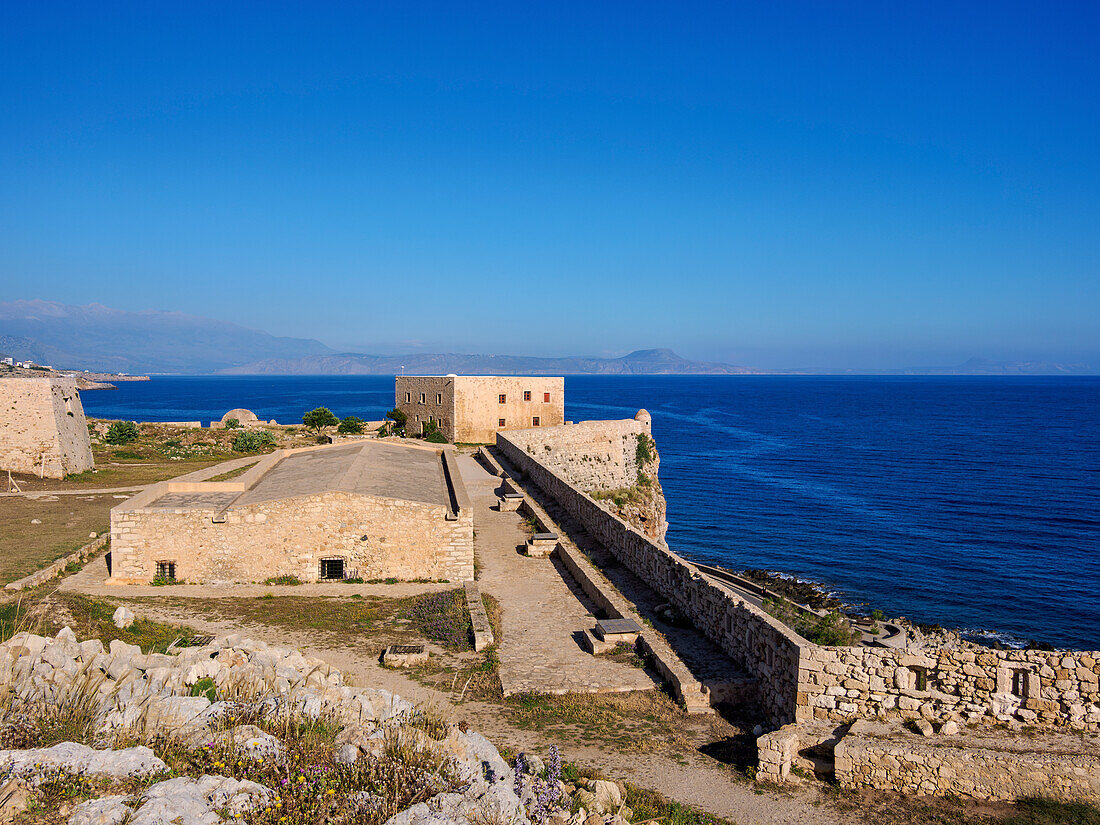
[105,421,139,445]
[189,676,217,702]
[223,417,241,429]
[264,575,302,586]
[302,407,338,432]
[421,420,448,443]
[232,429,276,452]
[635,433,655,465]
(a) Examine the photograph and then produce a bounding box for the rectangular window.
[1011,669,1029,698]
[543,392,551,402]
[405,392,411,403]
[436,393,442,405]
[523,391,532,401]
[419,393,425,403]
[499,394,506,404]
[533,417,540,426]
[428,416,433,423]
[498,418,506,427]
[320,559,344,580]
[155,561,176,582]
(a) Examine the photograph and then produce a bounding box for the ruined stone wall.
[801,644,1100,730]
[835,729,1100,802]
[497,429,805,725]
[109,491,474,584]
[0,376,94,478]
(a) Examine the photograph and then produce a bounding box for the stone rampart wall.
[0,376,94,478]
[497,429,804,724]
[110,491,473,584]
[835,731,1100,802]
[501,419,649,492]
[801,644,1100,730]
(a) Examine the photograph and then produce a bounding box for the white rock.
[132,775,272,825]
[0,743,166,781]
[111,606,135,630]
[68,795,132,825]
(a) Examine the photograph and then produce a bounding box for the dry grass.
[0,497,110,584]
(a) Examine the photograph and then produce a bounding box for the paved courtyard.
[456,455,656,696]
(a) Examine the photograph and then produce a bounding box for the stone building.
[0,375,94,479]
[395,375,564,443]
[108,440,473,584]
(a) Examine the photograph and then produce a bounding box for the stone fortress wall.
[0,375,94,478]
[397,376,564,443]
[499,417,651,492]
[496,420,804,726]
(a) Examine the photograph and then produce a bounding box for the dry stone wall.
[835,726,1100,802]
[110,490,473,584]
[801,643,1100,730]
[0,376,94,478]
[502,419,649,492]
[497,427,805,725]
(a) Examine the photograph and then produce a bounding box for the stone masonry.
[0,375,94,478]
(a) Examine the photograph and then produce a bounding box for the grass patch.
[1000,798,1100,825]
[264,575,303,586]
[401,590,473,651]
[0,497,109,585]
[205,460,260,482]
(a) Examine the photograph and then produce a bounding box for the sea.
[80,375,1100,651]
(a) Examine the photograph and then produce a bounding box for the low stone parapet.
[834,720,1100,802]
[464,581,495,652]
[5,533,108,590]
[756,725,800,783]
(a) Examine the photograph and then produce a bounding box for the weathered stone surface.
[0,743,165,781]
[130,775,273,825]
[111,607,135,630]
[68,795,132,825]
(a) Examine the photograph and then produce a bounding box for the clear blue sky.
[1,2,1097,369]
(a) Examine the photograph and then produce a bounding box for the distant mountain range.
[0,300,334,373]
[0,300,1092,376]
[217,348,758,376]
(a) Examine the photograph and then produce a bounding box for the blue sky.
[1,1,1097,369]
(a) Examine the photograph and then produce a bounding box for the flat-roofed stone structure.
[108,441,473,584]
[395,376,564,443]
[0,375,94,479]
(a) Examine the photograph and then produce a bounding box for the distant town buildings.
[395,375,565,443]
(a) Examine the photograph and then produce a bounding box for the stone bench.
[525,533,558,558]
[497,492,524,512]
[594,618,642,644]
[464,581,495,652]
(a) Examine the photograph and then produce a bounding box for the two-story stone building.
[395,375,564,443]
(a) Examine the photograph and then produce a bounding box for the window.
[498,418,506,427]
[910,666,929,691]
[320,559,344,580]
[155,561,176,582]
[1011,669,1029,698]
[419,393,425,403]
[523,391,532,401]
[499,394,507,404]
[405,392,411,403]
[436,393,442,404]
[533,417,540,426]
[543,392,551,402]
[428,416,434,423]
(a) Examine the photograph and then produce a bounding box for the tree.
[106,421,140,445]
[385,408,407,426]
[337,416,365,435]
[302,407,338,433]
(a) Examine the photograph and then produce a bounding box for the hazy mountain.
[218,347,759,376]
[0,300,335,373]
[787,358,1093,376]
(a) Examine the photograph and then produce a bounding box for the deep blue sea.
[80,375,1100,650]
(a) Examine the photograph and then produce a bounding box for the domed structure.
[220,408,259,424]
[634,409,652,425]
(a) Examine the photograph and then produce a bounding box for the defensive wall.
[496,421,805,725]
[110,442,473,584]
[496,420,1100,735]
[0,375,94,479]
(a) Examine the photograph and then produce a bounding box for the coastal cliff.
[591,432,669,545]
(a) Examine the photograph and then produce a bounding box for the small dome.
[634,409,652,423]
[221,408,259,423]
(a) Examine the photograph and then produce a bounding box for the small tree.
[385,408,407,435]
[421,420,448,444]
[337,416,365,435]
[105,421,140,445]
[302,407,338,433]
[223,418,241,430]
